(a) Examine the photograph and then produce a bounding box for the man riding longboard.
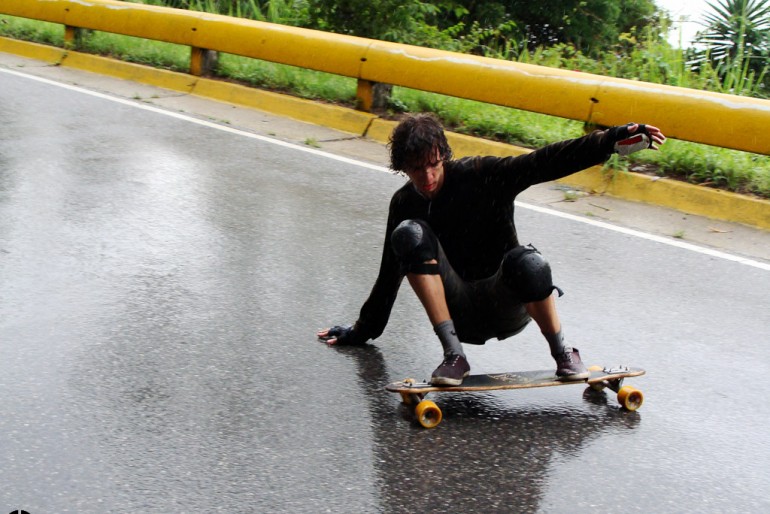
[319,113,665,386]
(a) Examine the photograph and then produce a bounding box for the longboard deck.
[386,366,646,428]
[385,366,645,394]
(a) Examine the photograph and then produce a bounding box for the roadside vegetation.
[2,0,770,198]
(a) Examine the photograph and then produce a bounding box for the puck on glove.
[614,133,651,156]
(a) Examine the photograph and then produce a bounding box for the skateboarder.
[318,113,665,385]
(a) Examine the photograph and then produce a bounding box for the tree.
[305,0,436,41]
[436,0,657,55]
[692,0,770,95]
[697,0,770,59]
[305,0,659,57]
[471,0,658,56]
[142,0,305,24]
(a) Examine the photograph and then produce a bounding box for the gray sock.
[545,329,568,356]
[434,320,465,357]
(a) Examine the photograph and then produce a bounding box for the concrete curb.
[2,36,768,231]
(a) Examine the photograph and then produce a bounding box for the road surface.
[1,61,769,513]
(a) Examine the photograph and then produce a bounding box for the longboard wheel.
[400,392,423,405]
[415,400,442,429]
[617,385,644,411]
[587,366,605,390]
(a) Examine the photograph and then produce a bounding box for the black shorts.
[435,243,531,345]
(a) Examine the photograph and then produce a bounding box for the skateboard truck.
[602,365,632,374]
[587,365,643,410]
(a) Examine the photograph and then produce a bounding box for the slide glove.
[320,324,366,346]
[610,123,653,156]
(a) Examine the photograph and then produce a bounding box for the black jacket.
[355,129,617,342]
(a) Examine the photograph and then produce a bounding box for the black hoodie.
[354,128,617,342]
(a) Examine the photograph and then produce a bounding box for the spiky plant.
[691,0,770,95]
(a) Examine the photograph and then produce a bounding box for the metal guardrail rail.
[2,0,770,155]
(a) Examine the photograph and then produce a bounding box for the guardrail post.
[64,26,89,50]
[356,79,391,112]
[190,47,218,77]
[356,79,374,112]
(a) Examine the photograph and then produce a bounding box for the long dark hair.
[388,113,452,172]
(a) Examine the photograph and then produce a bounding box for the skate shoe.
[554,347,590,380]
[430,354,470,386]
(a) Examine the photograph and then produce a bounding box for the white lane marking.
[3,66,769,271]
[0,67,388,171]
[519,202,770,271]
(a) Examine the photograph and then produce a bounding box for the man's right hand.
[317,325,365,346]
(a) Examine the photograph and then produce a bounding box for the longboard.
[385,365,645,428]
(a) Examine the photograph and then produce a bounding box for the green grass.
[0,15,190,70]
[81,31,191,71]
[217,53,356,103]
[388,87,584,148]
[626,139,770,197]
[0,15,62,46]
[2,13,769,199]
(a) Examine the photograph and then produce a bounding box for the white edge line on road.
[517,202,770,271]
[4,66,769,272]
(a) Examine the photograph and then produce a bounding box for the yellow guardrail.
[3,0,770,156]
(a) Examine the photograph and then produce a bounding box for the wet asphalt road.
[2,67,770,513]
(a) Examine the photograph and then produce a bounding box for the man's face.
[405,149,445,200]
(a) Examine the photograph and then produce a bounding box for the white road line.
[3,66,769,271]
[519,202,770,270]
[0,67,387,170]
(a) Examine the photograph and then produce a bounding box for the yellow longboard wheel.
[588,365,607,392]
[587,366,605,390]
[415,400,442,429]
[617,385,644,411]
[590,382,606,392]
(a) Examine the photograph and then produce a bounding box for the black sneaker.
[554,347,590,380]
[430,354,470,386]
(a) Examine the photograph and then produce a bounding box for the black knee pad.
[501,245,562,302]
[391,219,439,274]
